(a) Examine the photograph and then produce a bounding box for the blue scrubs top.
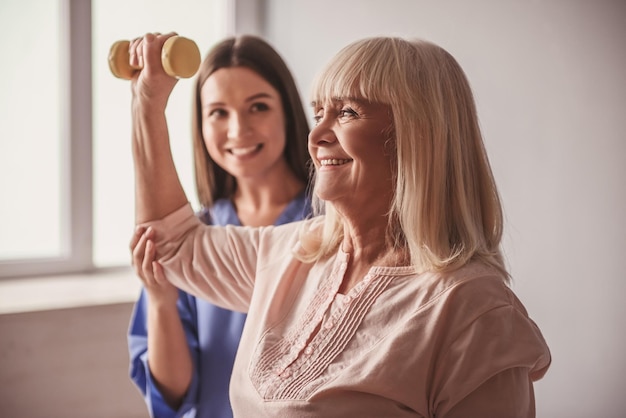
[128,191,311,418]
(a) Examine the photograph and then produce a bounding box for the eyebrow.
[310,97,369,107]
[204,92,276,108]
[245,92,275,102]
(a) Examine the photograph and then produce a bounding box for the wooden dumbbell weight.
[108,36,201,80]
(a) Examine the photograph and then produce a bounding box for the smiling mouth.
[228,144,263,156]
[319,158,352,166]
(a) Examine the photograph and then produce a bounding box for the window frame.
[0,0,264,280]
[0,0,93,279]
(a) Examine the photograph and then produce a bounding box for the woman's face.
[200,67,287,180]
[309,97,395,206]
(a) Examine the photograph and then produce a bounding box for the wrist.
[132,94,168,116]
[146,294,179,313]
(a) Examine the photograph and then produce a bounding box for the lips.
[228,144,263,156]
[319,158,352,166]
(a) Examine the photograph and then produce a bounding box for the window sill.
[0,267,141,314]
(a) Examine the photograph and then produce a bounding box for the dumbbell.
[108,36,201,80]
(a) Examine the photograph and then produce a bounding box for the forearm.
[132,99,187,224]
[147,303,193,409]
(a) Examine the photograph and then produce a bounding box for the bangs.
[311,38,404,105]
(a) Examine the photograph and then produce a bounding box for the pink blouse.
[145,204,551,417]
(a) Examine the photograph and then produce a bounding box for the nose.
[227,113,252,140]
[308,118,336,148]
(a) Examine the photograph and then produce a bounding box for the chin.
[314,188,346,203]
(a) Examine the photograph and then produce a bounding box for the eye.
[207,108,227,119]
[339,107,358,119]
[312,108,324,125]
[250,102,270,112]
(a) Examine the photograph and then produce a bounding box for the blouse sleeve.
[442,367,536,418]
[140,203,261,313]
[430,280,551,416]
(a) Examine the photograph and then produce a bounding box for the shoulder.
[429,263,551,373]
[425,262,517,313]
[399,262,539,348]
[418,263,551,411]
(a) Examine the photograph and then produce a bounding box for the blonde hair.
[301,37,507,279]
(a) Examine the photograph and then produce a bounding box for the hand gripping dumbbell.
[108,36,201,80]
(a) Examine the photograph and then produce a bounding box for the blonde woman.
[129,34,550,417]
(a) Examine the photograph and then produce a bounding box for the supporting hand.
[130,226,178,306]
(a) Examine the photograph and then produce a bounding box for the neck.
[233,165,305,227]
[341,215,406,266]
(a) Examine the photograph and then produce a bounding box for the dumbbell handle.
[108,36,201,80]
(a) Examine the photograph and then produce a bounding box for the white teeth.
[320,159,351,166]
[229,145,260,156]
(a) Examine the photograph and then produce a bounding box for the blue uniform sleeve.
[128,288,201,418]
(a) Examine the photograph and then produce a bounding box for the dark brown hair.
[191,35,311,208]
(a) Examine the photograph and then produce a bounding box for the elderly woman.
[129,34,551,417]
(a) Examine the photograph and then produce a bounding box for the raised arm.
[130,33,188,224]
[126,33,195,414]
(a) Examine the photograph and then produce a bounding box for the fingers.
[141,33,160,73]
[152,259,168,286]
[128,37,143,69]
[129,226,146,259]
[131,227,156,283]
[130,226,153,261]
[141,228,162,282]
[130,227,178,304]
[141,239,157,282]
[128,32,179,75]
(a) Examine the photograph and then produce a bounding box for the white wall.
[261,1,626,416]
